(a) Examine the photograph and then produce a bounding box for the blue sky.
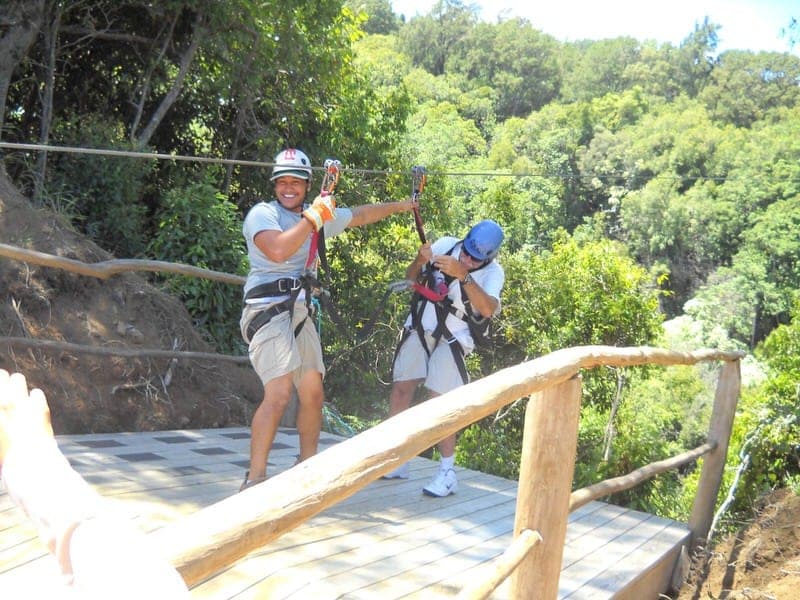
[390,0,798,54]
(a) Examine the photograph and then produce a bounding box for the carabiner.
[321,158,342,196]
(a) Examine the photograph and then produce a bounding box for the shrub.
[148,182,247,351]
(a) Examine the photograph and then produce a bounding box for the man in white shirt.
[383,220,505,497]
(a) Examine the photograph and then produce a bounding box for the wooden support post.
[688,360,741,548]
[510,375,582,599]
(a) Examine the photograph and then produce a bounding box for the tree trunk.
[33,0,62,203]
[129,13,178,144]
[131,12,205,150]
[0,0,45,143]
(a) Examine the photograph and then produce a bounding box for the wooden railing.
[1,244,743,598]
[148,346,741,598]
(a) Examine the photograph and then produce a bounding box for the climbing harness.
[393,242,492,384]
[390,178,502,376]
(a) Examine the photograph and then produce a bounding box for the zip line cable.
[0,141,525,178]
[0,141,789,182]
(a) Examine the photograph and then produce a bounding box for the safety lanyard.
[305,158,341,271]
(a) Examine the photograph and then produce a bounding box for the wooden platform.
[1,426,690,598]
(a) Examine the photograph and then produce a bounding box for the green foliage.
[588,87,651,133]
[561,37,643,102]
[688,197,800,345]
[747,303,800,477]
[675,18,720,97]
[573,365,713,519]
[574,403,609,483]
[457,408,524,479]
[701,50,800,127]
[353,34,412,88]
[398,0,477,76]
[147,182,247,351]
[43,114,154,257]
[456,233,664,481]
[447,19,560,118]
[346,0,400,34]
[500,233,662,359]
[401,100,487,165]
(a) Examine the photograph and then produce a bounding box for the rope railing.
[0,335,249,363]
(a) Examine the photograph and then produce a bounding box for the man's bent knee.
[261,378,294,412]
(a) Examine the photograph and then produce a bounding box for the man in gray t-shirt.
[238,148,416,491]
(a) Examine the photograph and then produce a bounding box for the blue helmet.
[463,219,504,262]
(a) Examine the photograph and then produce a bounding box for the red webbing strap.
[411,281,447,303]
[305,228,319,270]
[304,159,341,271]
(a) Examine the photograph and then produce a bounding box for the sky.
[390,0,798,55]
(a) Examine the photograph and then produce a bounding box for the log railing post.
[688,359,741,548]
[510,375,582,599]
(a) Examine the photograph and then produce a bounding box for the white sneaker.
[423,468,458,497]
[382,463,410,479]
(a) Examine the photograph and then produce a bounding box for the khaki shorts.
[240,302,324,386]
[392,330,470,395]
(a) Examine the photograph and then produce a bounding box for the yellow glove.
[302,194,337,231]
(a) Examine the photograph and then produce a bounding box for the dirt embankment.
[0,171,261,434]
[674,488,800,600]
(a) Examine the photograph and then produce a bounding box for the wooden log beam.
[688,360,741,547]
[569,442,716,512]
[0,242,245,285]
[0,336,249,363]
[511,376,582,599]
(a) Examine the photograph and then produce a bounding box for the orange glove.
[302,194,337,231]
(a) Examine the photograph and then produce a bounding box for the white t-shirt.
[405,236,505,351]
[242,200,353,303]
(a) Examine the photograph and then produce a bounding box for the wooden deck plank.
[192,475,520,598]
[0,427,690,599]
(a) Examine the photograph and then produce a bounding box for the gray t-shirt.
[242,200,352,302]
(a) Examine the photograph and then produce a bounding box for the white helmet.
[270,148,313,181]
